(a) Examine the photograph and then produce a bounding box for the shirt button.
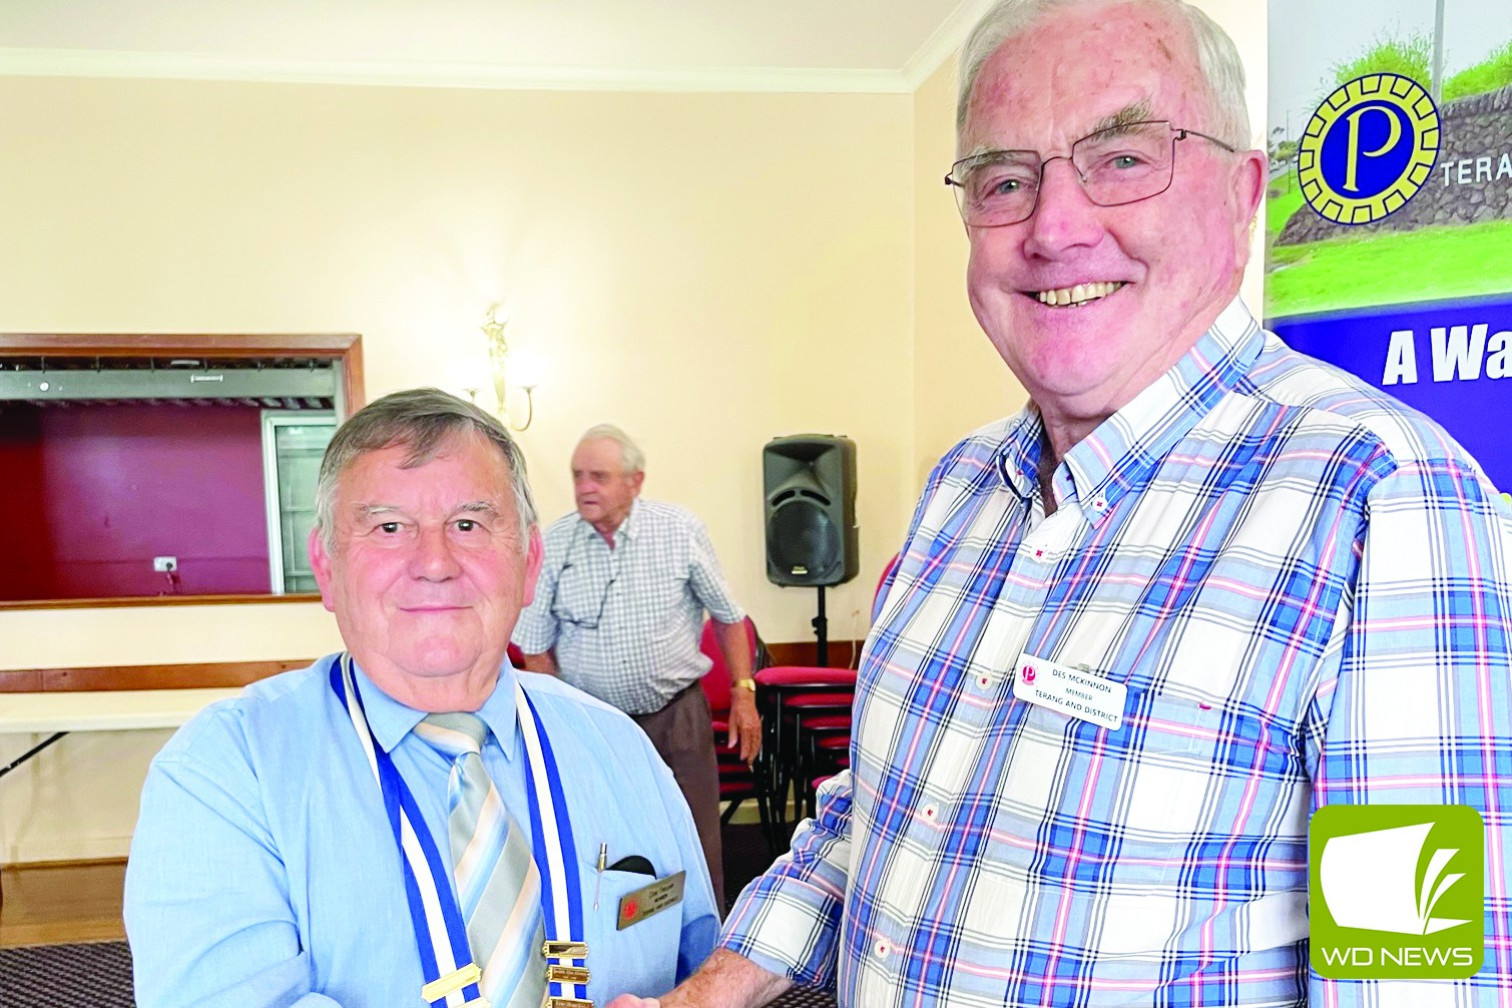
[922,804,938,822]
[1092,496,1107,511]
[977,674,992,689]
[874,938,890,960]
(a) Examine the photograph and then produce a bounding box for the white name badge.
[1012,654,1126,730]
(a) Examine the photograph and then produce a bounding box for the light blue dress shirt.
[124,654,719,1008]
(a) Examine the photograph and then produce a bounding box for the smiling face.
[961,0,1263,441]
[309,431,542,711]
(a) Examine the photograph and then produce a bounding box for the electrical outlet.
[153,556,178,573]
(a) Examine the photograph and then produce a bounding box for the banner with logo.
[1266,0,1512,492]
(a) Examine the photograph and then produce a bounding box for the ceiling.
[0,0,993,93]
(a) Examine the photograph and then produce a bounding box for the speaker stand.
[812,585,829,667]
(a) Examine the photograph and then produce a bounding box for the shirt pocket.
[1018,686,1230,887]
[1115,689,1226,834]
[553,564,613,626]
[1108,687,1300,887]
[582,866,683,999]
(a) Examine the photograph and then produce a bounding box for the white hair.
[956,0,1251,151]
[314,387,537,551]
[577,423,645,475]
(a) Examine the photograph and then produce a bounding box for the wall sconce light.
[471,303,538,431]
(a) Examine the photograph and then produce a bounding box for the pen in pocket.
[593,842,607,909]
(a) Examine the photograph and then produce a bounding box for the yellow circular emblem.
[1296,73,1440,225]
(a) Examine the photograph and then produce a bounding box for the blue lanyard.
[330,654,589,1007]
[515,686,589,1003]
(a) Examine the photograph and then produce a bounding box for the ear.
[1230,148,1267,266]
[308,527,337,613]
[629,470,646,497]
[520,526,545,608]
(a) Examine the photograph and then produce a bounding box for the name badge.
[1012,654,1126,730]
[616,871,685,930]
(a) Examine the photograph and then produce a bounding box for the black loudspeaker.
[763,435,858,587]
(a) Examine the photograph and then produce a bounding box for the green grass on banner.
[1266,173,1304,244]
[1265,219,1512,318]
[1444,40,1512,103]
[1321,34,1512,106]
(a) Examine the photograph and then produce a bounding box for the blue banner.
[1269,296,1512,489]
[1266,0,1512,495]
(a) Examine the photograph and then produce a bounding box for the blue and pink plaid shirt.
[722,300,1512,1006]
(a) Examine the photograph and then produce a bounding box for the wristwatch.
[733,678,757,693]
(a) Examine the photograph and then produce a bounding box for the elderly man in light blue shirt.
[125,388,718,1008]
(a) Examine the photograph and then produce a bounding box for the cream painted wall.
[911,53,1016,487]
[0,0,1270,865]
[0,78,914,862]
[910,0,1269,484]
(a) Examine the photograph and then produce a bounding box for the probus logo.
[1310,805,1484,979]
[1297,73,1439,226]
[1020,665,1036,684]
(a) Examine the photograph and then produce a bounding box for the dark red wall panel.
[0,403,270,600]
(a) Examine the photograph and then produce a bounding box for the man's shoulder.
[154,659,337,768]
[928,413,1027,486]
[958,414,1025,451]
[518,670,639,724]
[542,511,584,542]
[517,673,661,752]
[631,499,708,544]
[1247,333,1477,469]
[635,498,699,526]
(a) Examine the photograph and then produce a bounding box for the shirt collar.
[994,297,1264,522]
[351,658,520,761]
[572,497,640,547]
[618,498,643,541]
[994,409,1047,502]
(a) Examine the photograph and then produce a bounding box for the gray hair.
[956,0,1251,152]
[577,423,645,475]
[314,387,537,551]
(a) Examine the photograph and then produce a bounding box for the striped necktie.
[414,713,545,1008]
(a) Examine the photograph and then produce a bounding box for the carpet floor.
[1,939,136,1007]
[1,825,837,1008]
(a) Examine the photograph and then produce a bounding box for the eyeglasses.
[549,530,621,629]
[944,120,1238,228]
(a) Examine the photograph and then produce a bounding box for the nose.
[1022,155,1103,258]
[408,524,461,581]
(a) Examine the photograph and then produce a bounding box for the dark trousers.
[631,682,724,912]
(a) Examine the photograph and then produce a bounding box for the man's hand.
[713,619,762,764]
[727,691,762,764]
[607,949,790,1008]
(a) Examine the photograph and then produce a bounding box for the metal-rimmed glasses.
[944,119,1239,228]
[549,529,621,629]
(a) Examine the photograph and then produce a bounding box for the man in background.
[610,0,1512,1004]
[515,423,760,907]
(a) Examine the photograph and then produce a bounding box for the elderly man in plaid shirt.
[514,423,761,907]
[610,0,1512,1006]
